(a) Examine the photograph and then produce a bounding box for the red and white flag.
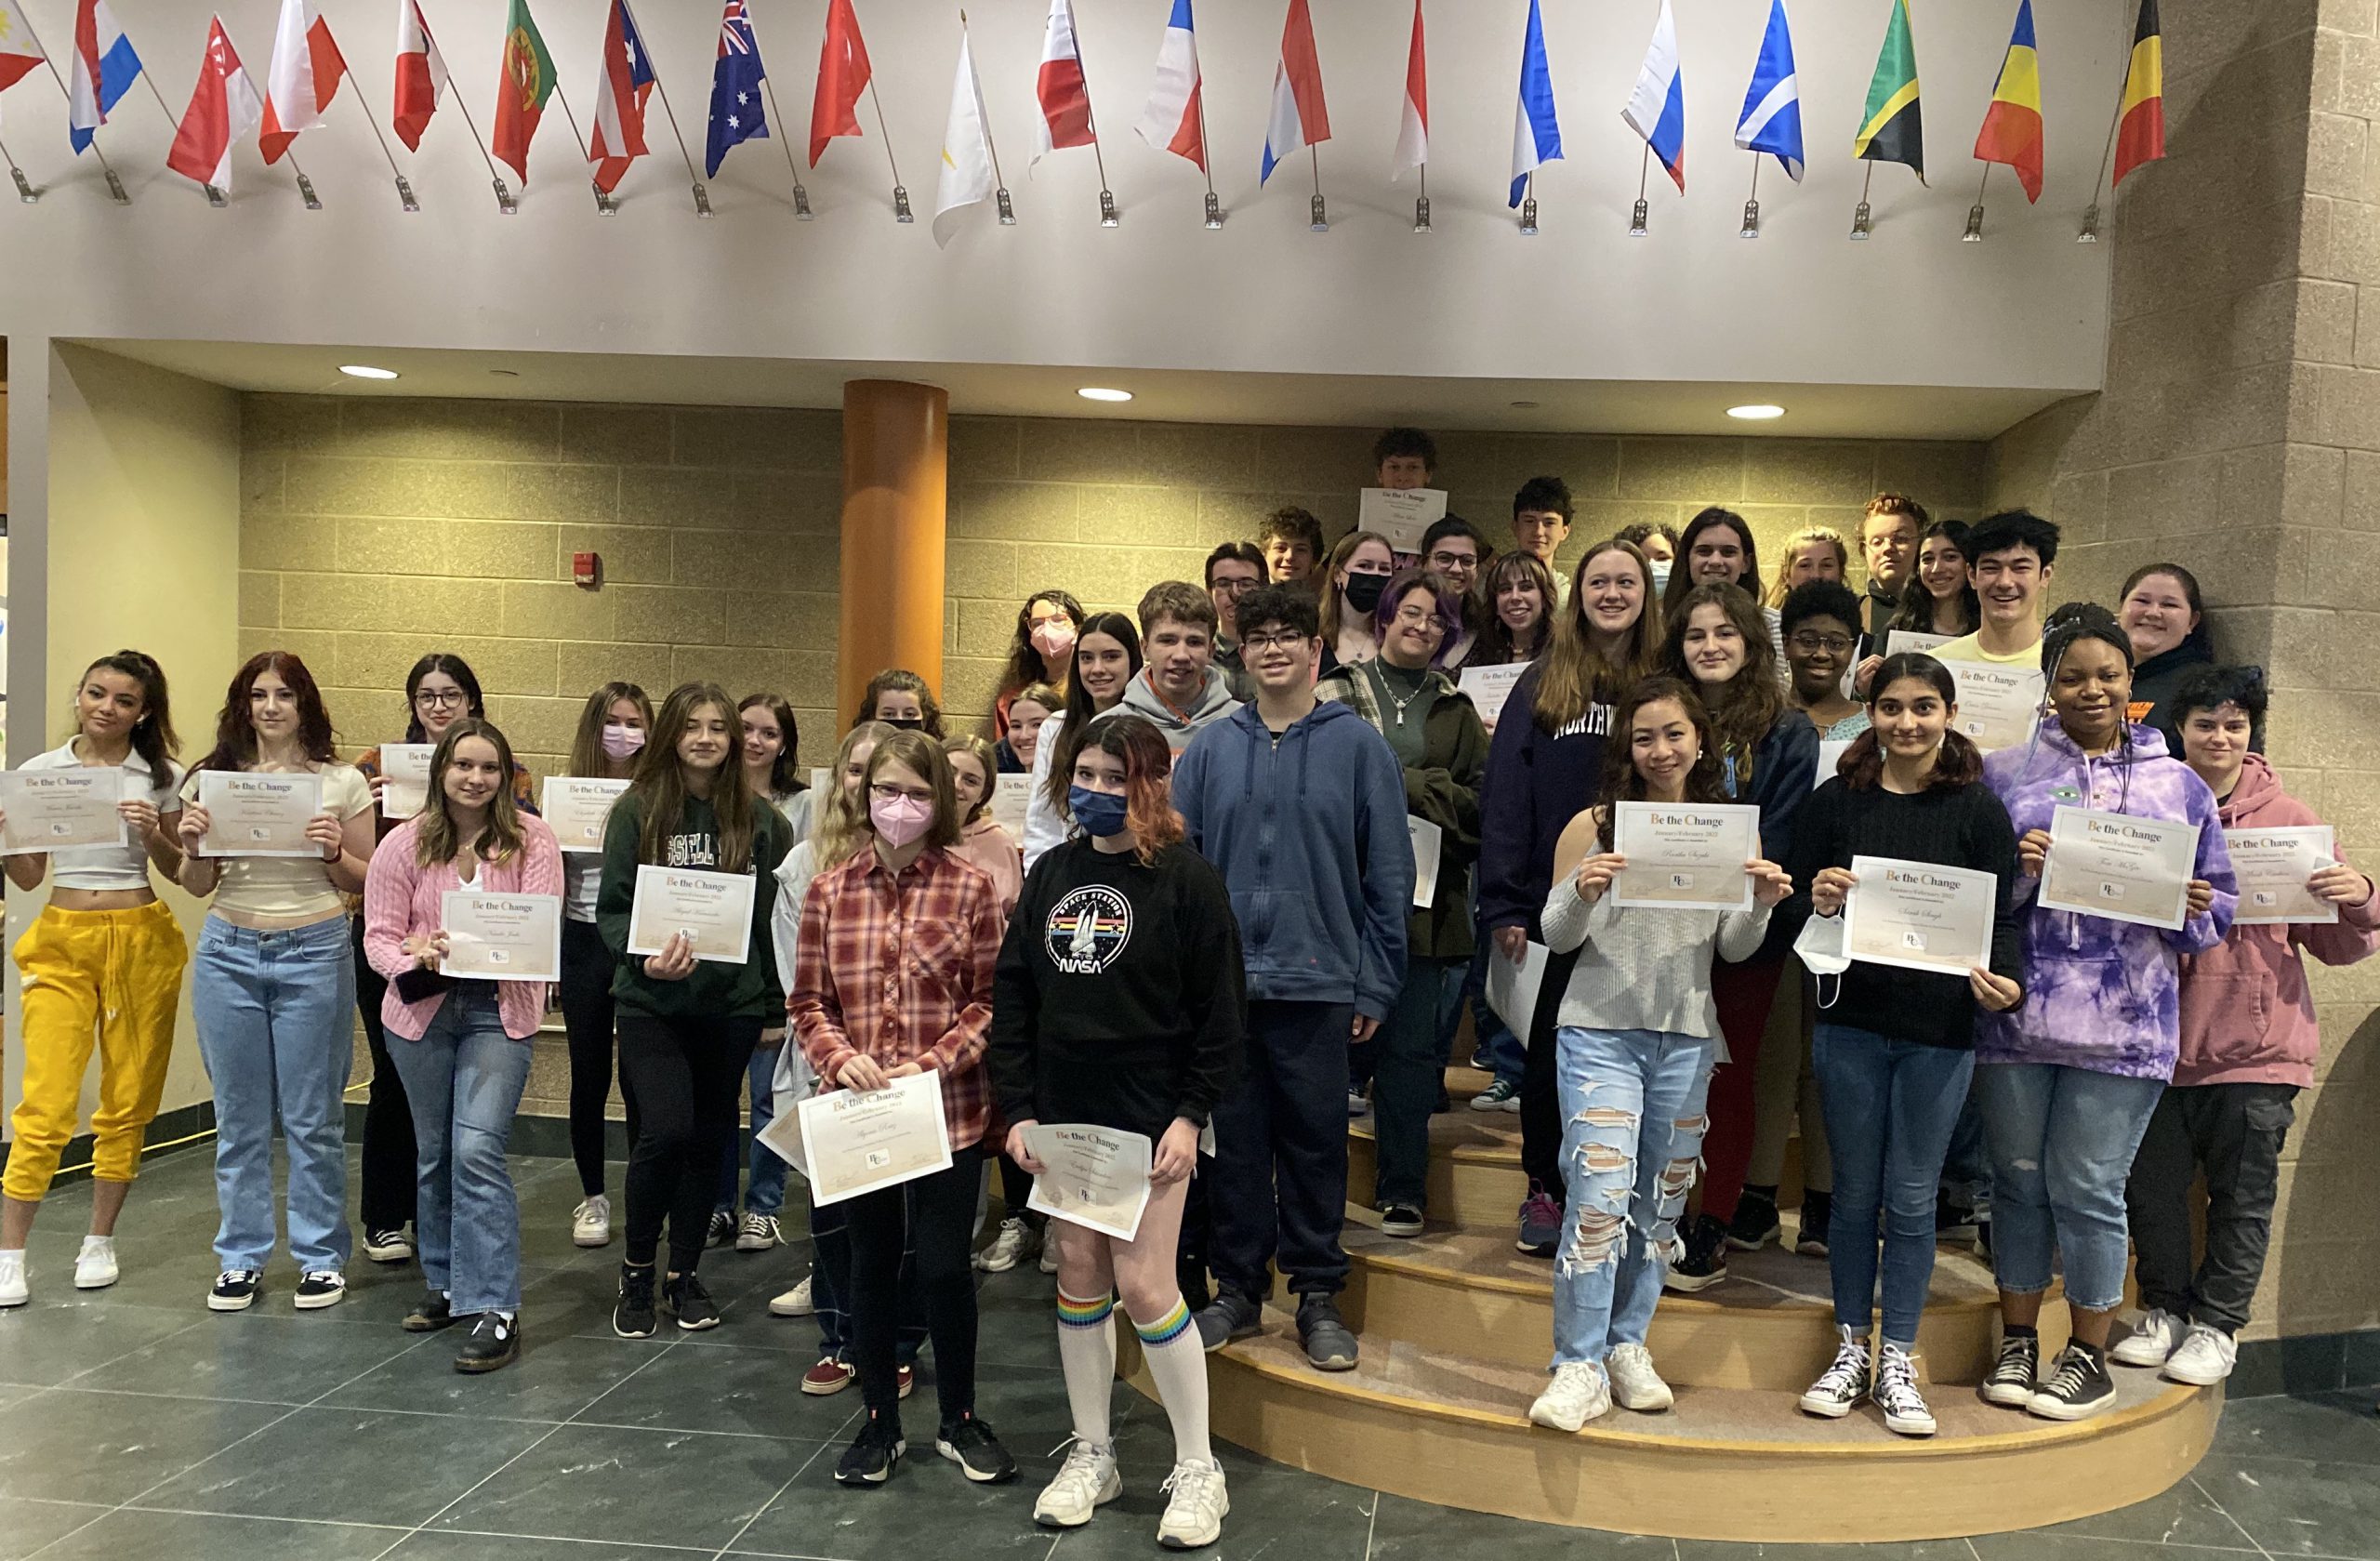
[257,0,346,164]
[0,0,46,94]
[1032,0,1092,164]
[588,0,652,192]
[168,15,262,190]
[391,0,445,152]
[1393,0,1426,178]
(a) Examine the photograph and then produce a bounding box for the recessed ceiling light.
[1726,403,1785,421]
[339,364,399,380]
[1077,387,1133,403]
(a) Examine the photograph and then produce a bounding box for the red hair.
[196,651,337,772]
[1080,714,1183,866]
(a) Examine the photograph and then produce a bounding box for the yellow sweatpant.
[6,900,189,1200]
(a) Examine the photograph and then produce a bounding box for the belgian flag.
[1854,0,1923,181]
[2113,0,2164,186]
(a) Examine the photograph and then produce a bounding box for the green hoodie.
[596,789,794,1017]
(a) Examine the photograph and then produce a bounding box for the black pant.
[1208,999,1354,1302]
[559,918,635,1197]
[2125,1081,2296,1335]
[849,1146,982,1422]
[352,917,416,1234]
[1517,941,1580,1202]
[615,1012,762,1274]
[993,1152,1043,1229]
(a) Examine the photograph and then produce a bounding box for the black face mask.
[1343,573,1390,615]
[882,717,926,731]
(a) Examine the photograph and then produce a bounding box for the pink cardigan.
[955,817,1023,919]
[363,815,564,1041]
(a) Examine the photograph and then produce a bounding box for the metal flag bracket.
[996,186,1014,224]
[1203,191,1223,229]
[492,175,518,215]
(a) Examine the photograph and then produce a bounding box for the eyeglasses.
[1788,633,1856,655]
[1426,550,1477,572]
[1394,606,1444,631]
[1240,630,1309,653]
[416,689,469,708]
[1210,577,1260,596]
[868,783,935,805]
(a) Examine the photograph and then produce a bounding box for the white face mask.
[1794,912,1850,1010]
[1648,561,1673,597]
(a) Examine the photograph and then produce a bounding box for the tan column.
[837,379,948,723]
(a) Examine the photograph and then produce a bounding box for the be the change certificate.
[989,773,1034,839]
[1408,816,1442,909]
[194,771,324,857]
[797,1070,954,1207]
[1358,486,1448,554]
[1944,662,2048,752]
[376,744,435,821]
[1024,1124,1156,1241]
[2040,806,2200,931]
[1457,662,1527,728]
[2226,825,2339,926]
[1609,801,1761,912]
[1842,855,1998,976]
[0,769,130,856]
[626,865,756,964]
[540,776,629,853]
[438,891,563,982]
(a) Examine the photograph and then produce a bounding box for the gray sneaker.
[1297,1297,1358,1372]
[1194,1289,1262,1353]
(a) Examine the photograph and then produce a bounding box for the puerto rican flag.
[69,0,143,154]
[590,0,654,193]
[1132,0,1202,171]
[1261,0,1329,185]
[1033,0,1092,164]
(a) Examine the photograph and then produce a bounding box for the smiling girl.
[559,681,651,1248]
[1024,613,1144,871]
[1476,551,1556,674]
[2117,563,2215,750]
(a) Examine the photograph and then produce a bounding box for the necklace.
[1369,661,1423,726]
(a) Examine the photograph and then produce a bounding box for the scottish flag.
[1509,0,1561,206]
[1734,0,1804,180]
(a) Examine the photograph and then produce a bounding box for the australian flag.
[705,0,769,178]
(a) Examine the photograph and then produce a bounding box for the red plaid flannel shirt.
[790,843,1003,1148]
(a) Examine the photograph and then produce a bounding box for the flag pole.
[959,12,1012,224]
[1415,159,1428,232]
[1064,0,1116,225]
[620,0,712,216]
[549,81,611,212]
[1307,142,1325,232]
[1851,161,1874,238]
[755,72,813,217]
[2079,30,2133,243]
[281,144,322,210]
[12,6,127,201]
[1964,162,1990,241]
[864,76,909,220]
[1517,170,1537,235]
[443,60,517,212]
[1193,79,1219,228]
[1741,153,1760,238]
[136,35,228,205]
[344,78,417,210]
[0,131,35,202]
[1629,143,1649,234]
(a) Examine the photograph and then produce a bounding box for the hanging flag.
[1974,0,2043,202]
[1133,0,1203,171]
[1854,0,1922,179]
[1508,0,1559,206]
[705,0,767,178]
[258,0,348,165]
[809,0,869,166]
[1391,0,1426,179]
[1,1,45,94]
[932,24,995,247]
[589,0,652,192]
[392,0,447,152]
[1621,0,1686,193]
[1734,0,1802,180]
[1033,0,1092,163]
[2112,0,2162,186]
[1261,0,1329,184]
[168,15,262,189]
[491,0,555,183]
[70,0,143,153]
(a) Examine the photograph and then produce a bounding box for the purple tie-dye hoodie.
[1978,718,2238,1081]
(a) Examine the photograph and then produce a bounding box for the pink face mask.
[602,723,646,760]
[871,792,933,847]
[1030,620,1077,660]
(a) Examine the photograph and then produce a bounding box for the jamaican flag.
[1855,0,1924,182]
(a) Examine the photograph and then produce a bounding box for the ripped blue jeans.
[1549,1025,1714,1369]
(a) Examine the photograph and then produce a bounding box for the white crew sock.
[1131,1298,1212,1467]
[1055,1289,1118,1449]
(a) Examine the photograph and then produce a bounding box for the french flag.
[1132,0,1203,171]
[69,0,142,154]
[1260,0,1328,185]
[1622,0,1686,192]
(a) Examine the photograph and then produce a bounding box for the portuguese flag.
[2112,0,2164,186]
[1854,0,1924,182]
[491,0,557,183]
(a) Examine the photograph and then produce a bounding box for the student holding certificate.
[1782,653,2025,1437]
[790,731,1013,1489]
[2116,668,2377,1388]
[596,682,795,1340]
[177,653,377,1314]
[362,720,562,1372]
[1977,604,2236,1421]
[0,652,189,1310]
[1853,520,1977,696]
[1526,677,1791,1433]
[988,714,1243,1549]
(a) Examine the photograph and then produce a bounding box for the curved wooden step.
[1346,1110,1527,1230]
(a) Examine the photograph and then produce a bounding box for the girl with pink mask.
[995,589,1085,745]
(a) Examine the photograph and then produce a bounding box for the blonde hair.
[1318,529,1395,648]
[1766,525,1850,608]
[942,733,999,827]
[813,721,896,867]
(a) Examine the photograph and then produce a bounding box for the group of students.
[0,426,2368,1547]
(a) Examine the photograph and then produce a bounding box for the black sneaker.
[1936,1190,1979,1243]
[705,1210,734,1250]
[836,1409,906,1487]
[2028,1343,2117,1422]
[293,1270,347,1310]
[1379,1204,1424,1238]
[362,1227,415,1263]
[614,1264,658,1339]
[1725,1188,1781,1251]
[934,1412,1019,1484]
[666,1272,721,1331]
[455,1312,521,1374]
[1663,1214,1728,1293]
[403,1292,456,1332]
[1194,1288,1262,1353]
[1981,1331,2039,1408]
[207,1268,261,1312]
[1515,1184,1562,1258]
[1794,1192,1832,1257]
[1296,1296,1358,1372]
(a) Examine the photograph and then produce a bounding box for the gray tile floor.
[2,1145,2375,1561]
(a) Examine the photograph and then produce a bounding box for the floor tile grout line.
[1361,1485,1380,1560]
[2187,1473,2280,1561]
[707,1401,861,1560]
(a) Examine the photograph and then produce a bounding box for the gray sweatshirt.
[1540,874,1772,1044]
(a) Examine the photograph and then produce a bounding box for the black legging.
[615,1012,761,1275]
[352,917,416,1235]
[850,1145,983,1422]
[559,918,635,1197]
[1518,941,1581,1203]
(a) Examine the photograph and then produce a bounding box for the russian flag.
[1133,0,1203,171]
[1509,0,1560,206]
[70,0,142,154]
[1260,0,1329,185]
[1621,0,1686,193]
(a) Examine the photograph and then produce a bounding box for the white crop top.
[20,741,185,892]
[179,761,374,925]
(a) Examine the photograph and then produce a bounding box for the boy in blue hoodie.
[1173,585,1412,1371]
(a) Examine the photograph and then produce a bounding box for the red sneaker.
[801,1356,855,1396]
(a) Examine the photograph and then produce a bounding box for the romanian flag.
[1973,0,2043,202]
[2113,0,2163,186]
[1854,0,1922,180]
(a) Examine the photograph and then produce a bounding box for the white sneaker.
[73,1236,118,1291]
[1033,1440,1121,1528]
[1038,1240,1060,1275]
[0,1250,26,1308]
[1527,1361,1611,1433]
[1800,1329,1873,1419]
[735,1212,781,1252]
[976,1216,1032,1274]
[2162,1323,2238,1386]
[1873,1342,1937,1437]
[1157,1457,1229,1550]
[572,1196,612,1249]
[768,1277,814,1317]
[1606,1343,1673,1412]
[2111,1306,2185,1367]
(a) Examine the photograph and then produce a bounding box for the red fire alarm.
[573,551,602,589]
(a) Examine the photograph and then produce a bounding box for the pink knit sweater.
[363,815,564,1040]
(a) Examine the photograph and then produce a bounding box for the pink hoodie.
[2174,753,2379,1088]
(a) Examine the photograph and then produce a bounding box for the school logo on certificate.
[1046,886,1131,975]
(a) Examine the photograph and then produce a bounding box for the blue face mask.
[1067,784,1130,839]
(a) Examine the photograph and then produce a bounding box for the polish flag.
[1032,0,1092,163]
[258,0,347,165]
[1392,0,1425,179]
[167,15,262,191]
[391,0,446,152]
[1132,0,1202,171]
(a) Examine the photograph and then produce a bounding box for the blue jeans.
[1976,1061,2164,1313]
[1462,942,1524,1085]
[1813,1025,1976,1346]
[1371,956,1468,1210]
[715,1044,789,1217]
[1940,1088,1993,1214]
[385,986,533,1315]
[190,915,355,1273]
[1550,1025,1713,1368]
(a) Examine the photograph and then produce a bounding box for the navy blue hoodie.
[1171,699,1412,1020]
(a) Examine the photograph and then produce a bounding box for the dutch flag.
[1509,0,1560,206]
[1260,0,1329,185]
[69,0,142,154]
[1622,0,1686,193]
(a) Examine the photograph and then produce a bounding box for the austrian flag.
[168,15,261,191]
